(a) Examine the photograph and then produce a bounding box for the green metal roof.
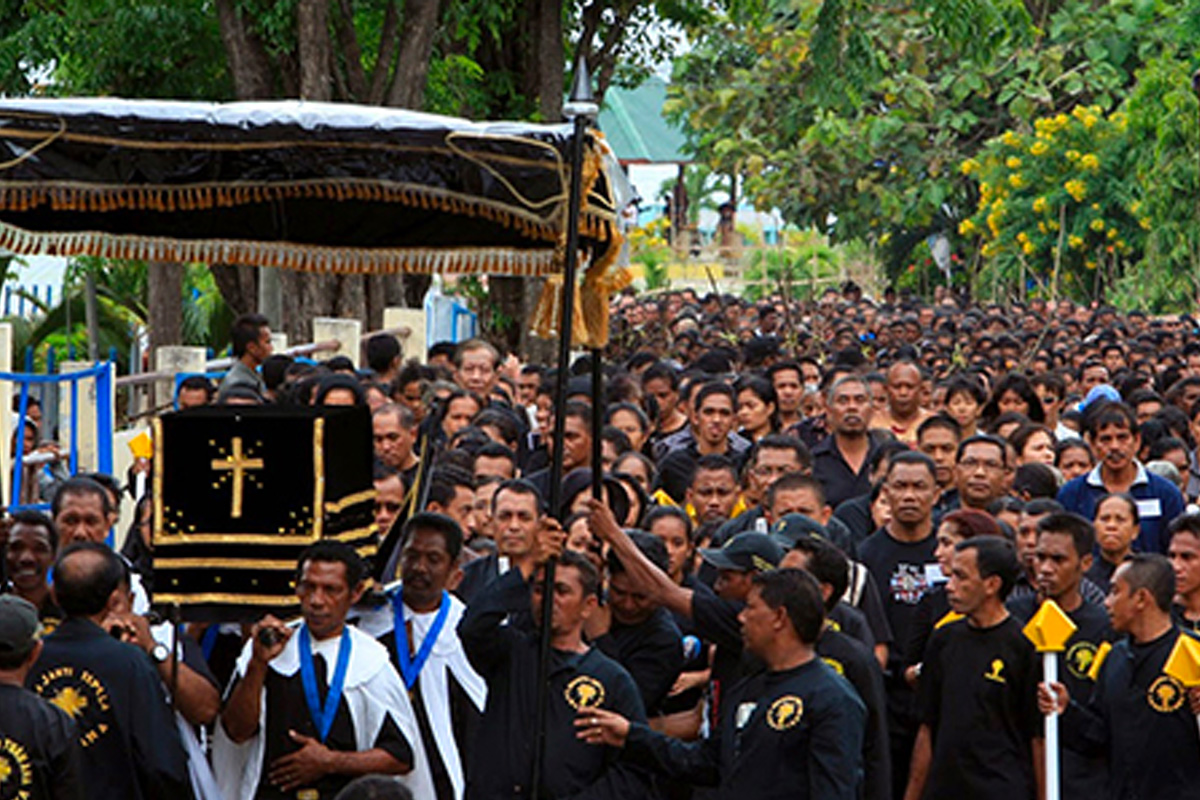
[598,76,690,165]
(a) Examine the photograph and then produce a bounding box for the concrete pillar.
[58,361,101,473]
[154,346,207,410]
[269,333,289,355]
[312,317,363,368]
[383,307,426,364]
[0,323,12,506]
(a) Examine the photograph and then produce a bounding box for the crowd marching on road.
[5,285,1200,800]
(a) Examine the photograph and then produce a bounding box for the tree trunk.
[209,264,258,317]
[386,0,441,109]
[147,261,184,350]
[297,0,334,101]
[536,0,564,121]
[215,0,275,99]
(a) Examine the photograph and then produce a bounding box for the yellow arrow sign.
[1023,599,1078,653]
[1165,634,1200,687]
[1087,642,1112,681]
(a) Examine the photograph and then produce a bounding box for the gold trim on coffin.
[152,417,325,547]
[324,489,375,514]
[154,592,302,607]
[153,557,301,570]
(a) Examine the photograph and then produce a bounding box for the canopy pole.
[590,350,603,501]
[532,57,598,800]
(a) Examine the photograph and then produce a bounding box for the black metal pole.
[532,59,597,800]
[590,349,603,500]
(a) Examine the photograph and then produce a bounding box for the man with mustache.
[1058,402,1184,553]
[813,376,885,509]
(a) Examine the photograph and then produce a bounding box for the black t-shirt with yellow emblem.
[623,657,866,800]
[1008,595,1113,798]
[1062,627,1200,800]
[816,627,890,800]
[917,615,1041,800]
[0,683,82,800]
[458,568,653,799]
[25,618,188,800]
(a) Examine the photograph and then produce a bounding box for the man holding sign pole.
[1039,553,1200,800]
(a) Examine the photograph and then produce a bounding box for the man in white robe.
[357,512,486,800]
[215,541,434,800]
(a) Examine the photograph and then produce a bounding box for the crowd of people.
[4,284,1200,799]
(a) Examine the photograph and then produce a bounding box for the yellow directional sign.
[1023,600,1078,653]
[1087,642,1112,681]
[1165,635,1200,687]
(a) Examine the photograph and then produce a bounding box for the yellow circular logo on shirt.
[564,676,606,710]
[1065,641,1098,680]
[1147,675,1186,714]
[34,666,112,748]
[0,737,33,800]
[766,695,805,731]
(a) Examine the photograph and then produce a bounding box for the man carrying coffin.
[216,541,435,800]
[357,512,486,800]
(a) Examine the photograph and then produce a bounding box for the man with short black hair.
[28,543,188,800]
[1167,514,1200,634]
[218,313,272,403]
[657,383,751,502]
[0,594,83,800]
[454,479,544,604]
[1040,553,1200,799]
[358,513,486,800]
[856,451,940,798]
[367,333,403,384]
[1008,511,1112,797]
[3,510,62,630]
[1058,402,1184,552]
[217,541,430,800]
[577,568,866,800]
[685,454,741,525]
[954,434,1011,512]
[591,531,684,715]
[473,441,517,481]
[176,375,214,409]
[460,531,651,799]
[905,537,1042,800]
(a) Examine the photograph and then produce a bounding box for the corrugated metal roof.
[598,76,690,165]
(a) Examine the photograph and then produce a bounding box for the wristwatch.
[150,642,171,664]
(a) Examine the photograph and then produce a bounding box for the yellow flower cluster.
[1032,197,1048,214]
[1030,140,1049,156]
[1068,235,1084,250]
[1064,179,1087,202]
[959,219,977,235]
[1002,131,1021,147]
[1006,156,1022,169]
[1089,218,1105,232]
[1022,241,1036,255]
[961,158,980,176]
[1079,153,1100,171]
[1009,173,1025,189]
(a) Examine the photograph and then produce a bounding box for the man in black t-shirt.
[1041,553,1200,799]
[1008,512,1112,798]
[856,452,940,797]
[0,595,81,800]
[578,568,866,800]
[906,536,1041,800]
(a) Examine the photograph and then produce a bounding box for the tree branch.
[366,1,400,105]
[333,0,367,101]
[385,0,441,108]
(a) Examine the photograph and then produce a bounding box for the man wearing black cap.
[577,568,866,800]
[588,500,781,713]
[0,595,82,800]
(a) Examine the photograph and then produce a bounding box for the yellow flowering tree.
[958,107,1145,300]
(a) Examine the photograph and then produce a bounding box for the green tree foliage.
[669,0,1187,293]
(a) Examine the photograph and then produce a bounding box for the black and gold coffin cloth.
[151,404,376,622]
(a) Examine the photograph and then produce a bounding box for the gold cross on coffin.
[211,437,263,518]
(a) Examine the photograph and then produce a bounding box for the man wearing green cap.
[0,594,82,800]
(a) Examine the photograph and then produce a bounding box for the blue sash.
[391,589,451,690]
[298,625,352,743]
